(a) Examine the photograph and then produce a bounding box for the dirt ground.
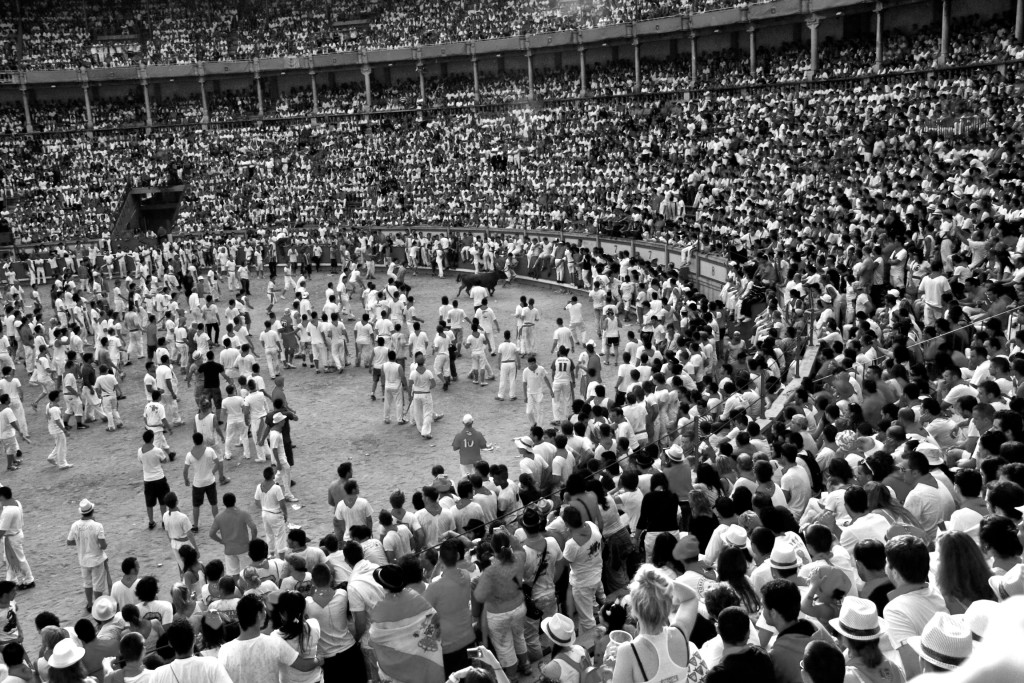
[10,267,614,657]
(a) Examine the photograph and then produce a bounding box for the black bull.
[455,271,507,297]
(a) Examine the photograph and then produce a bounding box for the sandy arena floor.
[9,268,617,655]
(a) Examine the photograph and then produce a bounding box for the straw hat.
[768,542,799,570]
[540,613,576,647]
[664,444,685,463]
[722,524,748,549]
[989,563,1024,601]
[828,597,887,641]
[48,639,86,669]
[907,613,972,671]
[964,599,998,641]
[90,596,118,622]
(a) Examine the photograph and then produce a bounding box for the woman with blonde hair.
[611,565,704,683]
[687,486,717,553]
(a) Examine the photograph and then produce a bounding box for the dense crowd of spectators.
[0,15,1016,136]
[0,52,1016,249]
[4,0,1017,71]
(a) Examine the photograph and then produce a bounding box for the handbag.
[521,544,548,620]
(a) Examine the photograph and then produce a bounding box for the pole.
[471,55,480,104]
[361,63,372,110]
[577,44,586,97]
[19,79,31,134]
[747,25,756,78]
[1017,0,1023,43]
[198,74,209,126]
[632,34,641,93]
[525,49,534,100]
[939,0,950,66]
[309,66,318,116]
[875,3,884,71]
[81,79,94,130]
[806,15,820,75]
[417,61,426,102]
[141,77,152,128]
[689,32,697,83]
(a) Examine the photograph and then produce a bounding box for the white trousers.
[410,393,434,436]
[498,363,517,399]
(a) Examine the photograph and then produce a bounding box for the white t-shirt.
[138,446,168,482]
[219,634,299,683]
[382,525,414,560]
[185,447,218,488]
[781,465,812,518]
[334,498,374,536]
[147,656,232,683]
[562,521,603,588]
[275,620,321,683]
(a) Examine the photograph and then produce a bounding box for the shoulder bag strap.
[630,642,649,681]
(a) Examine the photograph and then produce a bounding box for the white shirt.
[838,512,891,554]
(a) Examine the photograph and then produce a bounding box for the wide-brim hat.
[373,565,405,592]
[540,613,576,647]
[514,436,534,453]
[48,639,86,669]
[431,474,453,494]
[723,524,748,549]
[664,444,685,463]
[989,563,1024,601]
[91,596,118,622]
[828,596,887,641]
[672,535,700,563]
[964,599,997,641]
[769,542,799,570]
[907,613,972,671]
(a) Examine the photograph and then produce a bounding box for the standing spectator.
[148,618,233,683]
[0,487,33,590]
[45,389,72,469]
[424,539,475,676]
[472,532,530,679]
[218,595,322,682]
[305,563,366,682]
[255,466,289,558]
[209,492,258,578]
[66,498,108,612]
[368,564,444,683]
[562,506,604,649]
[183,433,222,531]
[451,414,488,477]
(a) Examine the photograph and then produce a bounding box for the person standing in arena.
[550,346,575,425]
[495,329,520,401]
[408,352,442,440]
[522,356,553,427]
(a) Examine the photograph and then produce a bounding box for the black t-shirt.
[198,361,224,389]
[706,646,777,683]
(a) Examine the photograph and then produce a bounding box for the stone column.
[747,25,756,78]
[19,80,32,134]
[141,78,152,127]
[525,48,534,100]
[309,65,319,116]
[632,35,641,93]
[471,55,480,103]
[253,61,264,117]
[1017,0,1023,42]
[939,0,950,65]
[690,32,697,82]
[198,72,209,125]
[874,2,884,71]
[81,80,94,130]
[416,60,426,102]
[578,44,586,97]
[361,64,372,110]
[806,15,820,74]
